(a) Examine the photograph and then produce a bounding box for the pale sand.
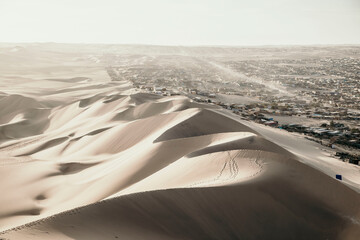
[0,44,359,240]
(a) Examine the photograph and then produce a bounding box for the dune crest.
[0,77,359,239]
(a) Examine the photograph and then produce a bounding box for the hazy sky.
[1,0,359,45]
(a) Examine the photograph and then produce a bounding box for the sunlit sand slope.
[0,45,359,239]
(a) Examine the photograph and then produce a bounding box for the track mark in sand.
[227,151,239,179]
[214,156,228,181]
[214,151,239,181]
[187,150,267,188]
[188,151,241,187]
[248,150,264,179]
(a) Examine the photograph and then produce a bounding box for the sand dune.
[0,45,359,239]
[1,86,359,239]
[1,149,359,239]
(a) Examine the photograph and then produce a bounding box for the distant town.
[104,46,360,165]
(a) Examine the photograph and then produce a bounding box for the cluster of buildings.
[280,122,360,165]
[104,48,360,166]
[225,57,360,111]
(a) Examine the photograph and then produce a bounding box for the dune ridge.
[0,78,359,239]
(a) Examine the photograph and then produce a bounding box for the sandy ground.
[264,113,327,126]
[215,93,263,105]
[0,44,359,240]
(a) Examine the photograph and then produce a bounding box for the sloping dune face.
[0,83,359,240]
[0,46,359,239]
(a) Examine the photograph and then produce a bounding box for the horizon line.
[1,41,360,48]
